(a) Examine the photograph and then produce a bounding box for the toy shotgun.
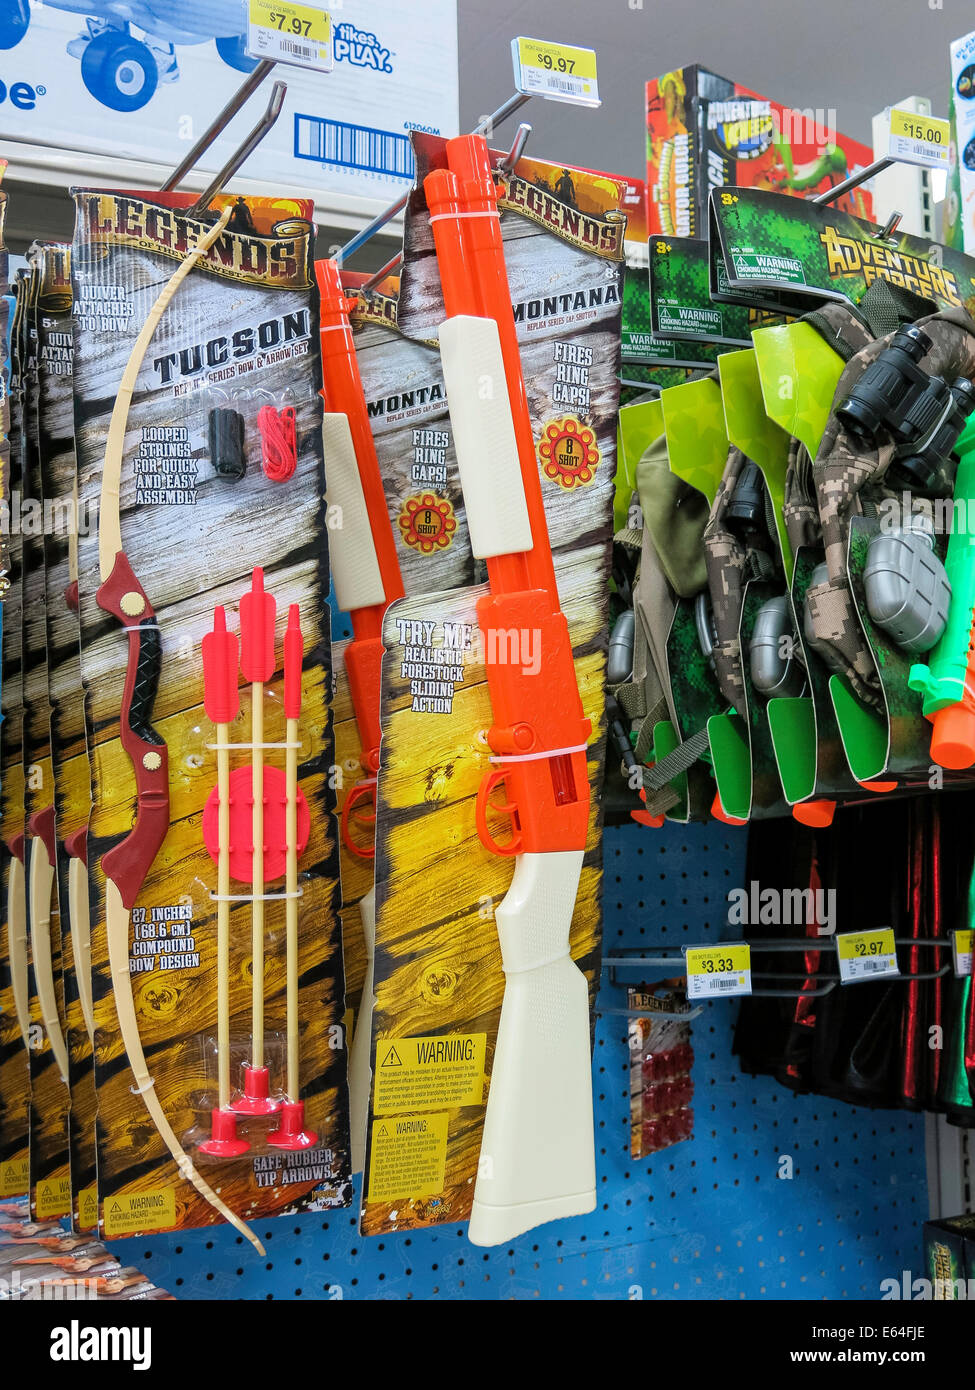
[315,259,405,1171]
[425,134,596,1245]
[910,417,975,766]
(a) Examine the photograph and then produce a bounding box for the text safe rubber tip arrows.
[96,202,264,1255]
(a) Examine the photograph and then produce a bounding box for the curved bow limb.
[96,203,263,1254]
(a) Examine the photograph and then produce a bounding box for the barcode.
[860,958,890,973]
[527,70,583,94]
[282,39,314,59]
[294,114,415,178]
[712,976,739,990]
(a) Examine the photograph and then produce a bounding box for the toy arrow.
[232,566,280,1117]
[268,604,317,1148]
[96,202,263,1254]
[199,605,249,1157]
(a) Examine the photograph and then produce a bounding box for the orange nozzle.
[929,702,975,770]
[856,779,897,794]
[791,799,836,829]
[711,791,747,826]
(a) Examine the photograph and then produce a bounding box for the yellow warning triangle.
[381,1045,403,1068]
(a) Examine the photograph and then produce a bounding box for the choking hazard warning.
[103,1188,176,1237]
[367,1112,450,1203]
[373,1033,486,1115]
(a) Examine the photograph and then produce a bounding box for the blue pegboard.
[109,821,926,1300]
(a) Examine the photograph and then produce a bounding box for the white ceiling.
[458,0,965,178]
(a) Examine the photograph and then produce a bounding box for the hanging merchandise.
[69,178,350,1249]
[354,131,624,1244]
[627,989,695,1158]
[0,191,29,1207]
[33,242,98,1233]
[20,251,72,1225]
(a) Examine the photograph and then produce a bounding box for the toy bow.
[96,202,264,1255]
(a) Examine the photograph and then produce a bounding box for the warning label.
[77,1185,98,1232]
[367,1112,449,1203]
[36,1174,71,1220]
[103,1188,176,1237]
[373,1033,486,1115]
[0,1156,28,1197]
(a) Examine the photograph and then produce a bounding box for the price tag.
[511,37,600,108]
[247,0,333,72]
[684,943,751,1000]
[953,930,973,978]
[888,107,949,170]
[836,928,899,983]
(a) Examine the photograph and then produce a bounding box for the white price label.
[511,38,600,108]
[887,107,950,170]
[684,944,751,1000]
[247,0,333,72]
[836,928,899,983]
[953,930,973,979]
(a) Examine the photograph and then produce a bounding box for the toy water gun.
[315,258,405,1172]
[909,416,975,766]
[426,133,596,1245]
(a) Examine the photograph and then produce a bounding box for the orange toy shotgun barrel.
[425,136,590,856]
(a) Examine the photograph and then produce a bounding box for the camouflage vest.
[703,446,781,711]
[807,305,975,708]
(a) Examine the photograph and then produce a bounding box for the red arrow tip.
[284,604,303,720]
[203,605,240,724]
[239,568,277,683]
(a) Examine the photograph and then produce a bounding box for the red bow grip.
[96,551,170,910]
[284,604,303,720]
[202,605,239,725]
[240,566,276,684]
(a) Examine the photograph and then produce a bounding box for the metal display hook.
[160,59,278,192]
[811,155,903,238]
[186,81,288,216]
[359,120,533,293]
[339,91,533,267]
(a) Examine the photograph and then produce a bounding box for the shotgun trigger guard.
[342,777,377,859]
[475,767,523,857]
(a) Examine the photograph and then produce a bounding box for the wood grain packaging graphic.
[22,257,73,1223]
[0,269,31,1204]
[70,190,351,1242]
[331,282,475,1048]
[357,136,624,1234]
[35,244,98,1231]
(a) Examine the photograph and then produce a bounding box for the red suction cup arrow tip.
[199,1107,250,1158]
[284,604,303,720]
[239,567,277,684]
[202,606,240,725]
[230,1063,281,1116]
[267,1100,318,1150]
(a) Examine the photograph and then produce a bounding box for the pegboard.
[108,820,927,1300]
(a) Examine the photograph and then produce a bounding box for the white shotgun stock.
[468,849,595,1245]
[323,413,386,613]
[348,885,376,1173]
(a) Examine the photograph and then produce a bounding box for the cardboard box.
[646,65,875,238]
